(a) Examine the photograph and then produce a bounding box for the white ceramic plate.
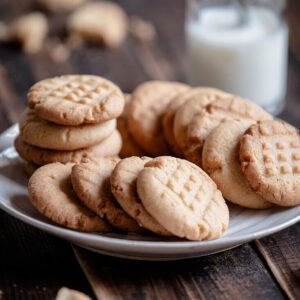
[0,125,299,260]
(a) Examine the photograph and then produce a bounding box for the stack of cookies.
[15,75,125,172]
[28,156,229,241]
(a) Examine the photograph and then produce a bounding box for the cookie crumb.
[56,287,91,300]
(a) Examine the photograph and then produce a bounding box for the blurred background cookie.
[67,1,128,48]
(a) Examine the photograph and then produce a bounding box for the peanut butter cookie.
[15,130,121,165]
[137,156,229,240]
[186,96,273,165]
[28,75,124,125]
[202,119,273,209]
[173,89,230,160]
[71,157,142,232]
[28,162,110,232]
[111,156,171,236]
[127,81,189,156]
[19,109,116,150]
[163,87,228,157]
[240,120,300,207]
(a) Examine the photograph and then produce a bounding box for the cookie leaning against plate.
[71,157,142,232]
[127,81,189,156]
[186,96,273,165]
[28,162,110,232]
[240,120,300,207]
[15,130,122,165]
[202,119,272,209]
[19,109,116,150]
[110,156,171,236]
[163,87,229,157]
[137,156,229,241]
[27,75,124,126]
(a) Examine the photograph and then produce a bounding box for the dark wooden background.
[0,0,299,299]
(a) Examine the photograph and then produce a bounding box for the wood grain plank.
[68,41,150,92]
[117,0,186,81]
[73,244,285,300]
[131,40,178,81]
[255,223,300,300]
[0,210,94,300]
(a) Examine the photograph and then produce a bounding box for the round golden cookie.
[28,162,110,232]
[137,156,229,241]
[127,81,189,156]
[173,89,230,159]
[202,119,273,209]
[186,96,273,165]
[19,109,116,150]
[110,156,171,236]
[71,157,142,232]
[117,94,144,158]
[15,130,122,165]
[163,87,228,157]
[240,120,300,207]
[28,75,124,126]
[67,2,128,48]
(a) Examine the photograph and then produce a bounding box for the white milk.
[186,6,288,113]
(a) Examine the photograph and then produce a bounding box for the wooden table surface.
[0,0,299,299]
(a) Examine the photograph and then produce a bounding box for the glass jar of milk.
[186,0,288,114]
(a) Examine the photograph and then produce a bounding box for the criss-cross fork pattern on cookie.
[143,158,228,240]
[29,76,114,107]
[262,139,300,176]
[47,77,112,106]
[161,161,213,213]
